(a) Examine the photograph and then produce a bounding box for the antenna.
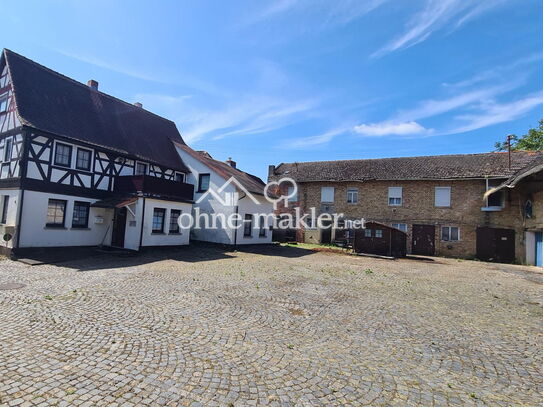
[507,134,514,170]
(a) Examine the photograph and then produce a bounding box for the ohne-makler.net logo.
[180,176,366,231]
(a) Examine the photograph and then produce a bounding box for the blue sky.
[1,0,543,179]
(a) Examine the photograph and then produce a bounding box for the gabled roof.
[270,152,543,182]
[175,142,266,195]
[484,154,543,198]
[2,49,188,172]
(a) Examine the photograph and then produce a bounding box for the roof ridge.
[3,48,177,127]
[277,151,540,167]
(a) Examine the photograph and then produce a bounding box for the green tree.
[495,119,543,151]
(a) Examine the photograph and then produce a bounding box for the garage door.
[476,227,515,263]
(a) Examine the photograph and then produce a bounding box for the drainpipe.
[233,192,246,247]
[15,131,30,251]
[138,197,146,250]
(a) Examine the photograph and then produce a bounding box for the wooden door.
[111,207,127,248]
[412,224,435,255]
[476,227,515,263]
[320,221,332,244]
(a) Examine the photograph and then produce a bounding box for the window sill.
[168,232,182,235]
[441,240,460,243]
[151,232,165,235]
[70,227,91,230]
[44,226,66,230]
[435,206,451,208]
[75,168,92,173]
[481,206,503,212]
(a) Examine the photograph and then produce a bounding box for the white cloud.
[447,91,543,134]
[372,0,511,57]
[282,127,351,149]
[245,0,388,26]
[354,121,431,137]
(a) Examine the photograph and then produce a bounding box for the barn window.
[441,226,459,242]
[54,143,72,167]
[388,187,402,206]
[169,209,181,234]
[72,201,90,228]
[392,223,407,232]
[46,199,67,227]
[364,229,372,237]
[152,208,166,233]
[321,187,334,203]
[244,214,253,237]
[347,188,358,204]
[435,187,451,207]
[198,173,210,192]
[3,137,12,162]
[375,229,383,238]
[75,148,92,171]
[174,172,185,182]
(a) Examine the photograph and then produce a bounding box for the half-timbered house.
[0,49,194,254]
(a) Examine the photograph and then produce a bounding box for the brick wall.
[288,179,525,260]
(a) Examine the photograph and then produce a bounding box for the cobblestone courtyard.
[0,245,542,406]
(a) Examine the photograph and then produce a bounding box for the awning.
[90,197,138,209]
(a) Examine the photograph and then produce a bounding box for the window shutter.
[321,187,334,203]
[435,187,451,207]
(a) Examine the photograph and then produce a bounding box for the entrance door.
[320,221,332,244]
[111,207,127,248]
[412,224,435,255]
[536,232,543,267]
[476,227,515,263]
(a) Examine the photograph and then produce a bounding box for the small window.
[347,188,358,204]
[259,215,267,237]
[375,229,383,238]
[435,187,451,207]
[441,226,459,242]
[72,201,90,228]
[321,187,334,203]
[152,208,166,233]
[3,137,12,162]
[169,209,181,233]
[46,199,67,227]
[243,214,253,237]
[54,143,72,167]
[174,172,185,182]
[75,148,92,171]
[198,173,210,192]
[287,186,298,202]
[364,229,372,237]
[392,223,407,232]
[486,179,505,208]
[1,195,9,224]
[0,95,8,113]
[388,187,402,206]
[135,162,148,175]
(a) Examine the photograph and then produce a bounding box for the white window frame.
[287,186,298,202]
[391,223,407,232]
[135,161,148,176]
[435,187,451,207]
[347,188,358,204]
[3,136,13,162]
[321,187,335,203]
[174,172,185,182]
[0,94,8,113]
[441,226,460,242]
[388,187,402,206]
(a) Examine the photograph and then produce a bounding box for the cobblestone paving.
[0,245,542,406]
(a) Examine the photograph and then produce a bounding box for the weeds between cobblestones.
[0,245,541,406]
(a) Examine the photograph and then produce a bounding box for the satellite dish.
[3,233,12,242]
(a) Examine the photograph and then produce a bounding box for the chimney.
[226,157,236,168]
[268,165,276,178]
[87,79,99,90]
[134,102,143,108]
